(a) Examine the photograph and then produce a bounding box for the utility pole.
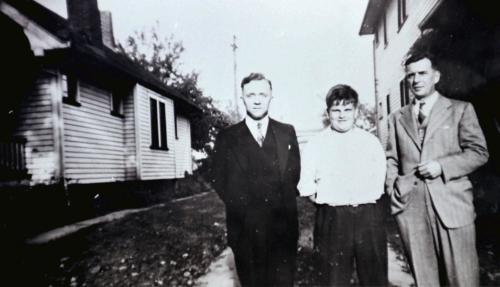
[230,35,240,119]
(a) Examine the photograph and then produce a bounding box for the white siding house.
[175,116,193,177]
[62,81,127,184]
[0,0,199,190]
[136,85,177,180]
[14,74,60,184]
[360,0,442,145]
[359,0,500,220]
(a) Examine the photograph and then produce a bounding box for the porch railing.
[0,136,29,180]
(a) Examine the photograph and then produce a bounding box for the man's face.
[328,102,357,133]
[405,57,440,99]
[241,80,272,120]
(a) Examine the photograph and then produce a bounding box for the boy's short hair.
[326,84,358,109]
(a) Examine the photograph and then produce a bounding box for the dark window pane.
[150,98,159,148]
[112,93,121,113]
[383,11,388,46]
[159,102,167,148]
[386,94,391,115]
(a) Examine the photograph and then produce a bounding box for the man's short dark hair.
[404,50,438,69]
[241,73,272,90]
[326,84,358,109]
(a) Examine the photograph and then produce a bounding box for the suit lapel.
[398,105,421,151]
[269,119,288,178]
[229,121,252,173]
[423,95,452,145]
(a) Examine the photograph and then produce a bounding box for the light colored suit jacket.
[386,94,489,228]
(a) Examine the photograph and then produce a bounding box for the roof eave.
[42,45,202,115]
[358,0,386,35]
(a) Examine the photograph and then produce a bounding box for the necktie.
[418,102,426,125]
[256,122,265,147]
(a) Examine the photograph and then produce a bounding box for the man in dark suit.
[386,52,489,286]
[212,73,300,287]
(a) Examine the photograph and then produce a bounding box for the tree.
[117,27,231,176]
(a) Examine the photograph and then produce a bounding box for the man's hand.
[417,161,442,179]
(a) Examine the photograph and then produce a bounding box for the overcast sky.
[37,0,373,130]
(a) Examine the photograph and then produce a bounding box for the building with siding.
[359,0,500,219]
[0,0,199,224]
[359,0,500,151]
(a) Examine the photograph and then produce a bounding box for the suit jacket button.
[414,182,418,186]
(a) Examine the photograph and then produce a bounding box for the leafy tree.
[116,27,231,176]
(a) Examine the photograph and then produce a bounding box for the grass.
[16,191,227,286]
[5,183,499,286]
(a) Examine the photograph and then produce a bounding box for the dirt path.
[195,244,414,287]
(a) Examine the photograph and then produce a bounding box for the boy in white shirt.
[298,84,387,286]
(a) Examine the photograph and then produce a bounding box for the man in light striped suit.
[385,51,489,286]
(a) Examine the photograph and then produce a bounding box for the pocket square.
[288,144,291,150]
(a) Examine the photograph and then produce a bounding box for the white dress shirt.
[245,116,269,145]
[298,127,386,206]
[413,91,439,119]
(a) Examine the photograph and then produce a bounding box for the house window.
[150,97,168,150]
[386,94,391,115]
[378,102,384,120]
[397,0,408,30]
[174,114,179,140]
[62,75,81,106]
[110,92,124,117]
[399,79,411,106]
[383,11,388,47]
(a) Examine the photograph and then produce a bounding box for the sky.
[36,0,374,130]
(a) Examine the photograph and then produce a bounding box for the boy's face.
[328,102,357,133]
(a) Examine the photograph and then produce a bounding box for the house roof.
[4,0,200,114]
[4,0,70,41]
[359,0,386,35]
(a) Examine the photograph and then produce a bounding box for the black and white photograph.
[1,0,499,286]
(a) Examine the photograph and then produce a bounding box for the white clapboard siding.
[63,81,126,184]
[175,116,192,178]
[136,85,176,180]
[124,87,137,180]
[373,0,442,146]
[14,75,58,184]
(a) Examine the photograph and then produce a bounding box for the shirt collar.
[414,91,439,107]
[245,115,269,129]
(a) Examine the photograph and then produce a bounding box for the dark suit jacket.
[212,118,301,248]
[386,94,489,228]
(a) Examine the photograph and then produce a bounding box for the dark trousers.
[314,202,387,286]
[232,211,297,287]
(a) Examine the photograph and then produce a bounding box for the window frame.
[62,74,81,106]
[397,0,408,31]
[110,91,124,118]
[399,79,411,107]
[174,114,179,140]
[149,97,169,151]
[386,94,391,115]
[378,102,384,120]
[383,10,388,48]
